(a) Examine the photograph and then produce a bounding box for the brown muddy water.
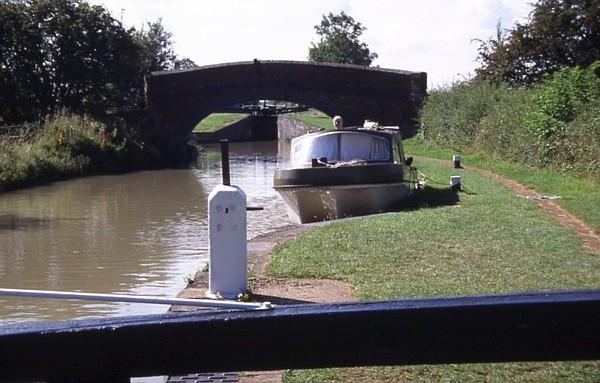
[0,141,291,324]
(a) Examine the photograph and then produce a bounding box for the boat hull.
[274,181,414,224]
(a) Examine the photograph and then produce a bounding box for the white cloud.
[89,0,533,88]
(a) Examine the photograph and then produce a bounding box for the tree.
[134,18,177,73]
[475,0,600,86]
[0,1,51,122]
[308,11,378,66]
[174,57,199,70]
[0,0,145,122]
[0,0,194,123]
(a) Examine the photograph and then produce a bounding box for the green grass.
[269,156,600,382]
[403,136,600,233]
[193,113,248,133]
[289,110,332,130]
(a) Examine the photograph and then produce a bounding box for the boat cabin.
[290,129,406,168]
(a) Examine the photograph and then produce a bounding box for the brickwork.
[146,60,426,139]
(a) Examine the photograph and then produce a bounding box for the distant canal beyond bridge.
[0,141,290,324]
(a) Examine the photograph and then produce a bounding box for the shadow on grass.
[393,186,462,211]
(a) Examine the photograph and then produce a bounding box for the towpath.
[441,158,600,254]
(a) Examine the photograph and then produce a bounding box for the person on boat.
[332,115,343,130]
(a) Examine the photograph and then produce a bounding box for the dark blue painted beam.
[0,289,599,382]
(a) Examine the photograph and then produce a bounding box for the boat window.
[291,132,391,167]
[340,134,390,162]
[292,134,339,166]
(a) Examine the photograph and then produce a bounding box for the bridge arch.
[145,60,427,138]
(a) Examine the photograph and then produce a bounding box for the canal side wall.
[194,114,318,143]
[277,115,319,140]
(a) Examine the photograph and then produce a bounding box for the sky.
[88,0,534,89]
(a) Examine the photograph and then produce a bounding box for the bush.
[420,81,507,149]
[524,63,600,164]
[419,62,600,180]
[554,102,600,177]
[473,87,537,163]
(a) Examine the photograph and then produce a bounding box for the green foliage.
[420,63,600,179]
[133,18,177,73]
[308,11,377,66]
[0,112,161,191]
[473,86,536,162]
[0,0,144,122]
[524,63,600,163]
[420,81,509,148]
[475,0,600,85]
[0,0,196,124]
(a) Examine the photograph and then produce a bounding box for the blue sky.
[89,0,533,88]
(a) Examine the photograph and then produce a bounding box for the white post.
[208,184,247,299]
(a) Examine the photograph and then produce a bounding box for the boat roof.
[292,127,401,143]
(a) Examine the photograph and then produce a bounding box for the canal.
[0,141,290,324]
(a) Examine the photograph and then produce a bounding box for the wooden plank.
[0,289,599,381]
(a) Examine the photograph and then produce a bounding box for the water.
[0,141,290,324]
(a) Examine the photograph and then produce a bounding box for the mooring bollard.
[452,154,461,168]
[207,139,247,299]
[208,184,247,299]
[450,175,461,192]
[220,139,231,186]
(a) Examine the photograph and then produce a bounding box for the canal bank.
[167,154,600,383]
[0,113,197,194]
[169,223,357,383]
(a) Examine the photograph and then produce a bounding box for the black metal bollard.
[220,139,230,186]
[453,154,461,169]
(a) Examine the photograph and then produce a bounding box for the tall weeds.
[419,62,600,180]
[0,112,154,192]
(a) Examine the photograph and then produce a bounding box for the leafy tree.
[0,0,145,122]
[0,0,195,123]
[134,18,177,72]
[0,1,49,122]
[308,11,378,66]
[174,57,199,70]
[475,0,600,85]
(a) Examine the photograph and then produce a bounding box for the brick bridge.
[145,60,427,138]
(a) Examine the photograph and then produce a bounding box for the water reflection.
[0,141,289,324]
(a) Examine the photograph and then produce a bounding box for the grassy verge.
[0,112,162,192]
[289,109,332,130]
[268,156,600,382]
[192,113,248,133]
[403,136,600,233]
